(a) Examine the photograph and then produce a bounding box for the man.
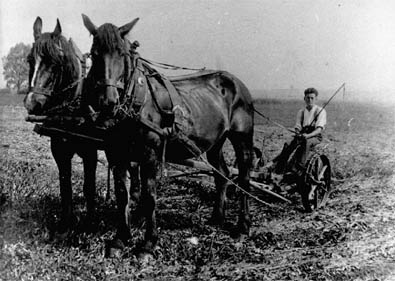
[272,87,327,178]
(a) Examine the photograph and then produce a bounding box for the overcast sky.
[1,0,395,99]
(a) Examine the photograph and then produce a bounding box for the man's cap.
[304,87,318,96]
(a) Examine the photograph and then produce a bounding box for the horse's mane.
[30,33,77,77]
[92,24,125,54]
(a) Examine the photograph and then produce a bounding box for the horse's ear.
[82,14,97,36]
[53,19,62,36]
[119,18,139,38]
[33,16,42,41]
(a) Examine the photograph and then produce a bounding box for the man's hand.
[297,127,323,140]
[294,133,306,141]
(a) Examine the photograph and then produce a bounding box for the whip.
[309,82,346,127]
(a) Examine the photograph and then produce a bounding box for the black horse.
[24,17,98,232]
[82,14,254,260]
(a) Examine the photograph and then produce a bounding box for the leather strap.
[97,78,124,89]
[160,76,182,109]
[29,86,53,97]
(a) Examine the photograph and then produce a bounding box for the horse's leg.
[80,146,98,225]
[112,162,131,242]
[103,157,132,257]
[139,145,160,258]
[50,138,75,232]
[229,132,253,235]
[207,138,230,226]
[127,162,142,226]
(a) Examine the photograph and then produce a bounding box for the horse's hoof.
[105,238,125,258]
[53,229,71,242]
[227,221,250,239]
[138,252,154,266]
[239,227,251,237]
[236,233,248,242]
[81,216,98,234]
[207,215,225,227]
[57,215,78,233]
[83,223,98,234]
[230,228,250,239]
[129,208,145,227]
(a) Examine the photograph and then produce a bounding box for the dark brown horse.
[24,17,98,232]
[82,14,254,259]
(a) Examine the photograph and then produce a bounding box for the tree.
[2,43,31,93]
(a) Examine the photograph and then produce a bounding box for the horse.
[24,17,99,233]
[82,14,254,259]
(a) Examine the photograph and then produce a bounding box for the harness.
[110,46,181,137]
[97,43,206,159]
[87,40,217,162]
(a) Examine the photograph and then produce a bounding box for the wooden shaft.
[26,115,85,123]
[250,181,292,204]
[33,124,105,145]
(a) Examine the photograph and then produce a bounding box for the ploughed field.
[1,95,395,280]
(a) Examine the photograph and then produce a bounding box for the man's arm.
[302,127,322,139]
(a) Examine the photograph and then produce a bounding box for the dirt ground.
[1,99,395,280]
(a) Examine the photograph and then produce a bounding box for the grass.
[1,94,395,280]
[0,92,25,107]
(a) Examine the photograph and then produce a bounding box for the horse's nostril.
[109,98,118,106]
[99,95,107,107]
[35,103,42,113]
[27,102,41,115]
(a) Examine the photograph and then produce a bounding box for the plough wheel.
[301,154,331,212]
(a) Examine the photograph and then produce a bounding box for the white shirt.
[295,104,327,131]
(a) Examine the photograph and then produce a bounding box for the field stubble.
[0,98,395,280]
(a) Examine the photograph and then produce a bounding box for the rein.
[139,57,206,71]
[253,108,297,134]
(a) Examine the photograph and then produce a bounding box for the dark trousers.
[274,135,321,174]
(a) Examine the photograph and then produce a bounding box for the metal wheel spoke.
[317,165,327,181]
[302,154,331,212]
[316,183,328,194]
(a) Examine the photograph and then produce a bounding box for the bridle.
[95,78,124,90]
[28,65,65,101]
[28,67,84,105]
[90,39,133,102]
[28,40,86,112]
[29,86,54,97]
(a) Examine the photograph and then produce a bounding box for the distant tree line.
[2,42,30,94]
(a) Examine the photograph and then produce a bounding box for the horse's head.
[82,14,139,115]
[24,17,79,115]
